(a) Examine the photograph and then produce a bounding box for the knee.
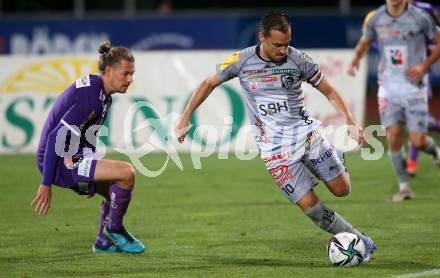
[120,162,136,189]
[411,137,425,150]
[332,182,351,197]
[387,134,402,151]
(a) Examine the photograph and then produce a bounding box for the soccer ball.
[327,232,365,267]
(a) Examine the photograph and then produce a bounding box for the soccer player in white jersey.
[348,0,440,202]
[176,11,376,262]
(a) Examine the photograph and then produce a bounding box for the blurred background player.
[348,0,440,201]
[406,0,440,176]
[31,41,145,254]
[176,11,376,262]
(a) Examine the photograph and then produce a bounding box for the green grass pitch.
[0,152,439,277]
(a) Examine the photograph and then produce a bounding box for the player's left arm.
[406,31,440,82]
[317,78,364,145]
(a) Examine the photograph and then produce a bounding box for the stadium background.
[1,0,439,154]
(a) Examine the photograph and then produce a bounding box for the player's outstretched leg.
[104,183,145,254]
[298,191,376,263]
[410,134,440,170]
[421,136,440,168]
[92,200,119,254]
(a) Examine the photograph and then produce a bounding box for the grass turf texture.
[0,152,439,277]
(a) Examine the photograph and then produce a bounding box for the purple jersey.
[36,74,111,186]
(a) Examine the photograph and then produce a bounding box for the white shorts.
[263,130,346,203]
[378,87,429,133]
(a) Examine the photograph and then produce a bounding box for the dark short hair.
[98,41,134,73]
[260,11,291,37]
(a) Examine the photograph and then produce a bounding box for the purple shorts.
[38,155,98,195]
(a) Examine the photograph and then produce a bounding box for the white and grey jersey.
[216,45,323,155]
[363,4,438,96]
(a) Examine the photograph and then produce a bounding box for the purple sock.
[409,143,419,161]
[433,121,440,132]
[95,200,110,248]
[108,184,132,231]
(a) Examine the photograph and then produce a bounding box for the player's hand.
[31,184,52,216]
[406,63,426,83]
[347,60,359,76]
[347,124,364,145]
[175,115,191,143]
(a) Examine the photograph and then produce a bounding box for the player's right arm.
[31,183,52,216]
[347,36,372,76]
[176,74,223,143]
[348,10,376,76]
[176,51,242,143]
[31,110,82,215]
[32,77,93,215]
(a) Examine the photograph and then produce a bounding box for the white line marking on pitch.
[393,269,440,278]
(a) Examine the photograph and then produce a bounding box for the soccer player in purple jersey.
[406,0,440,176]
[31,41,145,254]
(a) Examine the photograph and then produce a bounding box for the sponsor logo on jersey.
[259,101,289,116]
[250,81,258,93]
[243,69,268,75]
[390,49,403,65]
[271,68,299,75]
[76,75,91,88]
[299,107,314,125]
[78,157,93,178]
[269,164,293,186]
[247,76,278,83]
[389,29,401,36]
[261,76,277,82]
[281,74,295,90]
[254,116,269,143]
[310,148,333,166]
[263,150,292,163]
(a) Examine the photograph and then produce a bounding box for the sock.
[388,149,410,191]
[408,142,419,162]
[304,201,364,239]
[95,200,110,248]
[108,184,132,231]
[421,136,439,160]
